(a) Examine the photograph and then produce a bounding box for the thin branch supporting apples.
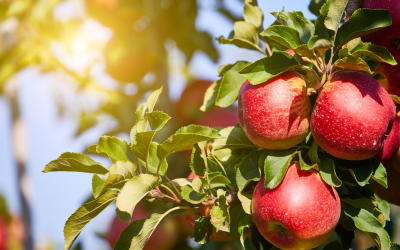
[149,187,238,207]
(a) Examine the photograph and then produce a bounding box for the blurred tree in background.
[0,0,240,249]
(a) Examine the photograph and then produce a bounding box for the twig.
[264,41,273,57]
[156,186,175,201]
[164,175,182,198]
[160,184,180,202]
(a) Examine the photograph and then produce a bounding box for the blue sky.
[0,1,315,249]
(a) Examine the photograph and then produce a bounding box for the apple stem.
[138,160,142,174]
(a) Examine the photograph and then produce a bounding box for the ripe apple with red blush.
[107,204,179,250]
[252,162,341,250]
[238,70,311,150]
[311,71,398,161]
[361,0,400,59]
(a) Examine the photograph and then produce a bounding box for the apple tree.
[44,0,400,249]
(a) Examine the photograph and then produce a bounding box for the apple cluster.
[236,1,400,249]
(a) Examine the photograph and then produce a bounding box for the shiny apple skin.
[252,163,341,250]
[362,0,400,59]
[238,70,311,150]
[311,71,396,161]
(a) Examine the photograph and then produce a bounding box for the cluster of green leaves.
[43,87,229,250]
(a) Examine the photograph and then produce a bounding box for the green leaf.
[239,216,254,250]
[341,198,385,224]
[116,174,161,220]
[130,111,171,166]
[307,36,333,53]
[209,172,232,186]
[244,0,263,28]
[135,102,147,122]
[229,204,247,237]
[309,0,326,17]
[92,174,105,198]
[314,0,334,41]
[376,199,390,222]
[343,204,390,250]
[236,150,262,191]
[190,143,207,176]
[146,111,171,131]
[319,157,341,187]
[147,86,163,113]
[90,136,135,163]
[237,190,252,215]
[335,9,392,49]
[210,189,230,232]
[157,125,222,161]
[200,80,221,112]
[192,176,204,193]
[239,51,299,85]
[94,161,137,198]
[371,159,388,188]
[194,216,213,244]
[63,189,118,250]
[367,243,400,250]
[146,142,168,175]
[335,158,375,186]
[212,126,257,150]
[182,185,207,204]
[261,25,303,50]
[308,140,320,165]
[114,206,183,250]
[298,152,315,171]
[130,131,156,162]
[334,57,371,73]
[216,61,250,107]
[264,149,297,189]
[349,43,397,66]
[324,0,348,36]
[270,11,314,43]
[43,152,109,174]
[217,21,262,52]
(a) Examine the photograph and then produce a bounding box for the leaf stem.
[156,156,166,177]
[264,41,273,57]
[160,184,180,202]
[164,175,182,198]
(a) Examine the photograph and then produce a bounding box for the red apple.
[0,217,6,250]
[238,70,311,150]
[361,0,400,59]
[375,60,400,96]
[374,115,400,165]
[107,204,178,250]
[196,109,237,128]
[177,80,213,121]
[311,71,397,161]
[252,162,340,250]
[371,163,400,206]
